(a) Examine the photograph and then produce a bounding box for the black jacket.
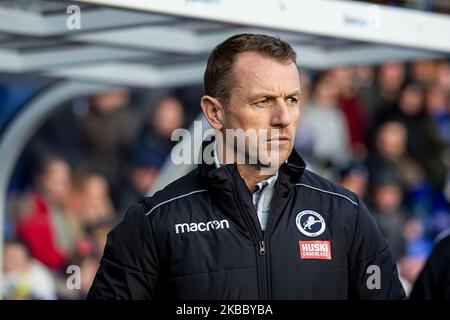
[410,231,450,300]
[87,146,405,300]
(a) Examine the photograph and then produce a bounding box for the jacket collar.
[197,138,306,234]
[198,139,306,185]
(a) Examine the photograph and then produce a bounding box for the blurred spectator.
[114,96,184,214]
[117,145,163,216]
[366,61,406,131]
[173,85,204,126]
[299,70,312,105]
[353,64,376,123]
[67,170,115,229]
[294,72,313,160]
[435,60,450,91]
[369,178,407,261]
[88,221,115,259]
[296,72,351,170]
[393,83,447,190]
[410,59,438,87]
[338,162,369,200]
[12,156,83,270]
[331,67,368,159]
[366,121,425,194]
[81,89,138,203]
[353,65,376,92]
[399,216,433,289]
[58,253,100,300]
[28,100,86,169]
[134,96,185,165]
[79,256,100,299]
[410,230,450,300]
[3,240,56,300]
[425,86,450,146]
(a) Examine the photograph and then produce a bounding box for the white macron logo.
[175,219,230,234]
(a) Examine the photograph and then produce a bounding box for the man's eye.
[287,97,298,104]
[257,99,271,105]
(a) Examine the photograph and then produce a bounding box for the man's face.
[220,51,301,169]
[39,160,72,204]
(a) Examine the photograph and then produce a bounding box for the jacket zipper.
[226,166,284,300]
[259,180,282,299]
[234,171,285,299]
[233,187,267,290]
[226,167,269,299]
[259,241,266,255]
[233,190,269,299]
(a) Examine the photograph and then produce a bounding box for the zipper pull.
[259,241,266,256]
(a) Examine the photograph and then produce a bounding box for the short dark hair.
[204,33,297,105]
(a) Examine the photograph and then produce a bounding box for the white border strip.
[295,183,358,206]
[145,189,208,216]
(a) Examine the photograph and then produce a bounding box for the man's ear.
[200,95,225,130]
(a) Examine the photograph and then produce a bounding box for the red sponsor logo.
[299,241,331,260]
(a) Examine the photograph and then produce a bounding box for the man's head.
[3,240,30,275]
[201,33,301,170]
[151,97,184,139]
[90,89,129,115]
[376,121,407,160]
[35,155,72,205]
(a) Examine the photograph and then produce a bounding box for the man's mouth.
[267,134,290,143]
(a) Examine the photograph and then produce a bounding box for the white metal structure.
[79,0,450,52]
[0,0,449,298]
[0,0,448,86]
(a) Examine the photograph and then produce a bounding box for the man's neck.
[236,164,275,192]
[214,139,278,192]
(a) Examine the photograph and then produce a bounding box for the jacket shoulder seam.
[295,183,358,206]
[145,189,208,216]
[349,245,390,267]
[101,257,159,278]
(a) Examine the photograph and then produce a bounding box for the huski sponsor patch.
[299,240,331,260]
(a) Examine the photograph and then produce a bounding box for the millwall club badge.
[295,210,326,237]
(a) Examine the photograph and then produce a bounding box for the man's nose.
[270,100,292,127]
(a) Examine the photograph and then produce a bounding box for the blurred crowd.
[2,90,188,299]
[2,58,450,299]
[296,59,450,294]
